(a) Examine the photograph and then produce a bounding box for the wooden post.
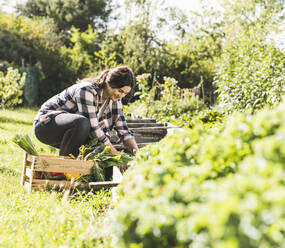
[21,152,27,186]
[28,156,36,193]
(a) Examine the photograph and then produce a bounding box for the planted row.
[110,103,285,247]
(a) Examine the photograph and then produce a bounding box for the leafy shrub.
[198,110,224,123]
[0,67,25,108]
[60,26,98,77]
[0,13,75,103]
[163,36,219,90]
[134,73,154,106]
[110,102,285,247]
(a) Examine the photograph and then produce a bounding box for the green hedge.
[0,13,76,103]
[0,67,25,108]
[110,102,285,247]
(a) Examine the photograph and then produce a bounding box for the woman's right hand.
[105,142,119,155]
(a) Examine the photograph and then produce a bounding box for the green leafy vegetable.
[12,134,39,155]
[74,140,134,182]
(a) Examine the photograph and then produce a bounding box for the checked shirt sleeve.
[74,87,110,144]
[114,100,134,142]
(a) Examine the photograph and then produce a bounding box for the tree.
[213,0,285,112]
[0,13,76,103]
[104,0,191,80]
[60,25,100,77]
[163,35,218,89]
[16,0,112,33]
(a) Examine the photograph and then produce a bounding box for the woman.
[33,65,138,157]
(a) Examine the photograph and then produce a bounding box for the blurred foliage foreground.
[109,102,285,248]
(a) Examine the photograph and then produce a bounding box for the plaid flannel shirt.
[34,81,133,144]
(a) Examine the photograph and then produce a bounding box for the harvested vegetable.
[65,172,81,180]
[92,146,133,168]
[12,134,39,155]
[71,141,134,182]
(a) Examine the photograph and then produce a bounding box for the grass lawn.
[0,108,111,247]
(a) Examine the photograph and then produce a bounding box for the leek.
[12,134,39,156]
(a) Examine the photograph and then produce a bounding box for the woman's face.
[105,84,131,101]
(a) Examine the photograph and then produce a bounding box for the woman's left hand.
[123,138,139,155]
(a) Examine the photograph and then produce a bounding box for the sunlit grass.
[0,107,111,247]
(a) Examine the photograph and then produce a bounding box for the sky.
[0,0,18,13]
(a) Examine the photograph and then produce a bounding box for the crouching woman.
[33,65,138,157]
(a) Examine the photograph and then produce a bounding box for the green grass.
[0,108,111,247]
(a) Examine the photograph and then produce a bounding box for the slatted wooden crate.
[21,153,121,193]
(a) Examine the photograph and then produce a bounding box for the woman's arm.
[74,87,110,145]
[122,137,139,154]
[113,100,138,154]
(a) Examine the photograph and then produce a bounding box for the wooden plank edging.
[31,179,119,189]
[33,156,94,174]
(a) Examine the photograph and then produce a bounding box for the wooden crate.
[21,152,122,193]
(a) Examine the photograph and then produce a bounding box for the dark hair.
[79,65,135,90]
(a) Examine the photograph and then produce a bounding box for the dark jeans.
[34,113,90,156]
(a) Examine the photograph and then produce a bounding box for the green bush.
[110,102,285,247]
[163,36,219,90]
[0,67,26,108]
[0,13,76,103]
